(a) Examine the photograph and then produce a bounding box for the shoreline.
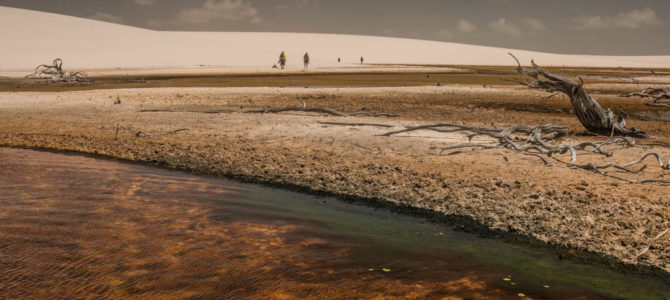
[1,79,669,279]
[3,143,670,280]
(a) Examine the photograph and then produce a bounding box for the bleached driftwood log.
[511,55,646,138]
[26,58,88,82]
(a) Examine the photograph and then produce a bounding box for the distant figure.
[338,57,341,63]
[360,56,364,64]
[278,51,287,69]
[303,52,310,69]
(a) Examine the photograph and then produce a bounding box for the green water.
[1,147,668,299]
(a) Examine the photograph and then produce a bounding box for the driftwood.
[508,53,538,79]
[635,228,670,261]
[621,87,670,108]
[317,121,394,128]
[245,106,348,117]
[26,58,88,82]
[380,123,668,183]
[138,109,236,114]
[244,99,392,118]
[349,112,396,117]
[511,55,646,138]
[621,88,670,103]
[115,123,188,139]
[135,128,189,137]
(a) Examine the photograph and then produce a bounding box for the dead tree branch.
[635,228,670,261]
[621,87,670,103]
[138,109,236,114]
[317,121,394,128]
[245,106,348,116]
[115,123,189,139]
[26,58,88,82]
[510,54,646,138]
[508,53,539,79]
[379,122,668,183]
[244,99,391,117]
[135,128,189,137]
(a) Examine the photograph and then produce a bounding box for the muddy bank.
[1,86,669,277]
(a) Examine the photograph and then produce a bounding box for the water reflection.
[0,148,667,299]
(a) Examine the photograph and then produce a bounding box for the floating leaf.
[382,268,391,272]
[510,282,516,286]
[503,278,511,281]
[543,285,550,288]
[368,268,374,271]
[518,293,525,297]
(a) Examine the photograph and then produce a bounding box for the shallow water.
[0,148,668,299]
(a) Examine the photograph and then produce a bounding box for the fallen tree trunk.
[26,58,88,82]
[511,56,646,138]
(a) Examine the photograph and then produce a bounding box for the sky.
[1,0,669,55]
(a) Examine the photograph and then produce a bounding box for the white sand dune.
[1,5,670,73]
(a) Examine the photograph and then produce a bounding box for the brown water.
[0,148,669,299]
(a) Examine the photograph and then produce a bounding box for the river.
[0,148,668,299]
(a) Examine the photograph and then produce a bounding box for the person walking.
[360,56,364,64]
[303,52,310,69]
[338,57,341,63]
[278,51,287,69]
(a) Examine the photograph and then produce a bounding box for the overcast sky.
[2,0,669,55]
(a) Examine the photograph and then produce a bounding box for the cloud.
[524,18,546,32]
[569,7,661,30]
[89,12,123,24]
[489,18,522,37]
[134,0,155,5]
[172,0,262,25]
[488,18,546,37]
[457,19,476,33]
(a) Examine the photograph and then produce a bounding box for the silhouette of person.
[278,51,287,69]
[303,52,310,69]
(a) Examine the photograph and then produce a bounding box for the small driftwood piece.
[245,106,348,117]
[621,88,670,109]
[621,87,670,101]
[244,99,391,117]
[317,121,394,128]
[135,128,189,137]
[635,228,670,261]
[138,109,236,114]
[115,123,188,139]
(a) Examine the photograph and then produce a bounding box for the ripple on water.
[0,148,668,299]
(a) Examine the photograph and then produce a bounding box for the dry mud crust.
[1,86,669,277]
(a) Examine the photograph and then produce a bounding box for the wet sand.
[1,71,669,278]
